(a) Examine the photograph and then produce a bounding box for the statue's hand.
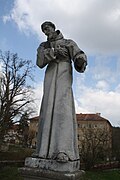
[54,45,68,57]
[74,53,87,73]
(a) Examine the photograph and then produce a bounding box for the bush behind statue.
[0,145,34,161]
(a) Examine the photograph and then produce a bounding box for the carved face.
[42,24,55,37]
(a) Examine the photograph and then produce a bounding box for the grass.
[0,146,34,161]
[83,169,120,180]
[0,145,34,179]
[0,166,23,180]
[0,166,120,180]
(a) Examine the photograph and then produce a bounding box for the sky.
[0,0,120,126]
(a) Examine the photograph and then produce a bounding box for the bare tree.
[18,112,29,147]
[28,130,36,147]
[0,50,35,143]
[79,127,112,169]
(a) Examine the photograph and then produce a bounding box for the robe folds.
[36,30,87,161]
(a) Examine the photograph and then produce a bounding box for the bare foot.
[56,152,69,163]
[32,152,39,158]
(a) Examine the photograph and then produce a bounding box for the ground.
[0,166,120,180]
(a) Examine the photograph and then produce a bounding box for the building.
[77,113,112,162]
[29,113,112,154]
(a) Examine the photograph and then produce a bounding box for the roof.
[29,113,112,126]
[76,113,112,126]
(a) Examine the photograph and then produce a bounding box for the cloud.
[32,82,43,115]
[3,0,120,55]
[74,75,120,126]
[89,56,120,87]
[0,63,2,72]
[96,80,109,91]
[73,56,120,126]
[115,84,120,93]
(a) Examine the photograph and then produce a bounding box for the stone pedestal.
[25,157,80,172]
[19,157,85,180]
[19,167,85,180]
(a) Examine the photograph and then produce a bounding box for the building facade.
[77,113,112,162]
[29,113,112,154]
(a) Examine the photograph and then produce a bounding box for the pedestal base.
[19,167,85,180]
[25,157,80,172]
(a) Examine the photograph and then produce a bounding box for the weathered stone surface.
[19,167,85,180]
[25,157,80,172]
[35,21,87,163]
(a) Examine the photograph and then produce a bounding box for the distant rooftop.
[76,113,112,126]
[29,113,112,126]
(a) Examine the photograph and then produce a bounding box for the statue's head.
[41,21,56,33]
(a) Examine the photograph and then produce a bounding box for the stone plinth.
[25,157,80,172]
[19,157,85,180]
[19,167,85,180]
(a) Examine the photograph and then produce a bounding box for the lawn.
[0,166,120,180]
[0,166,23,180]
[84,169,120,180]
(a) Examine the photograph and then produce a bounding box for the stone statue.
[19,21,87,179]
[33,21,87,171]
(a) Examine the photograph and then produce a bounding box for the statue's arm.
[67,40,87,73]
[36,42,55,68]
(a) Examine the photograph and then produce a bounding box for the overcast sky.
[0,0,120,126]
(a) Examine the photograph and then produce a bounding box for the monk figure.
[35,21,87,164]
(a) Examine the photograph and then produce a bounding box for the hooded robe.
[36,30,87,161]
